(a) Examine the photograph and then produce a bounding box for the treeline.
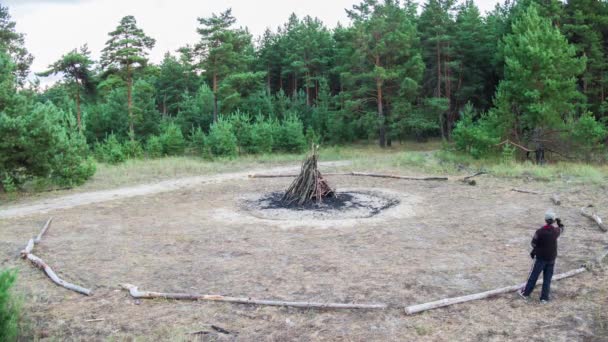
[1,0,608,189]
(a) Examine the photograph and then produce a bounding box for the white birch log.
[120,284,386,309]
[34,217,53,243]
[26,253,92,296]
[404,267,586,315]
[581,206,607,232]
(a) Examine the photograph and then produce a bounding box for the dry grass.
[2,168,608,340]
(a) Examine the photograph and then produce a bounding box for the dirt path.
[0,161,350,219]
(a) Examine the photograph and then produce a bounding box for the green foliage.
[249,115,275,154]
[176,84,214,135]
[569,113,607,160]
[226,111,253,153]
[132,79,161,139]
[0,99,96,187]
[145,135,163,158]
[159,123,186,156]
[491,5,586,138]
[274,113,306,153]
[122,137,144,159]
[95,134,125,164]
[501,144,516,164]
[0,269,20,342]
[0,5,33,85]
[452,103,501,158]
[205,118,238,157]
[188,126,206,155]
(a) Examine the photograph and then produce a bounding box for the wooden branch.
[249,172,448,181]
[34,217,53,244]
[511,188,541,195]
[404,267,586,315]
[550,194,561,206]
[20,239,34,257]
[26,253,92,296]
[463,172,487,181]
[496,139,534,152]
[581,206,607,232]
[21,218,54,258]
[349,172,448,181]
[249,174,298,178]
[120,284,387,310]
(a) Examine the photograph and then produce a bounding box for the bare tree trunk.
[213,72,218,123]
[76,84,81,131]
[305,71,311,106]
[436,39,441,98]
[376,55,385,148]
[127,66,134,139]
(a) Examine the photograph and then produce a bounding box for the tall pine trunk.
[76,84,81,132]
[213,72,218,123]
[127,66,134,140]
[376,55,386,148]
[305,71,311,106]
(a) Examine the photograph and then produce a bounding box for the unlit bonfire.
[281,146,335,206]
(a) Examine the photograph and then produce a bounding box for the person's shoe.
[518,290,529,300]
[540,299,549,304]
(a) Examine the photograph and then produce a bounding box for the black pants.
[523,258,555,300]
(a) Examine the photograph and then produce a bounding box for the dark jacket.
[531,222,565,262]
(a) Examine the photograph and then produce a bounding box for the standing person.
[519,210,565,302]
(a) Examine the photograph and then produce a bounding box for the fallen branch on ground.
[34,217,53,243]
[348,172,447,181]
[461,172,487,185]
[20,217,92,296]
[463,172,487,181]
[249,171,448,181]
[581,206,607,232]
[404,267,586,315]
[551,194,561,206]
[511,188,542,195]
[26,253,92,296]
[120,284,387,309]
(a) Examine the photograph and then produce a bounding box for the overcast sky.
[4,0,501,86]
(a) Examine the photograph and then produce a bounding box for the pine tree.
[345,0,424,147]
[196,9,253,122]
[38,45,94,131]
[0,5,33,85]
[563,0,608,117]
[491,5,586,140]
[100,15,155,139]
[452,1,494,112]
[418,0,457,138]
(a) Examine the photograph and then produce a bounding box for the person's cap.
[545,209,556,221]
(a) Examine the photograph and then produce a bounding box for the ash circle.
[241,189,400,221]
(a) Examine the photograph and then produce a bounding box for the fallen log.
[26,253,92,296]
[511,188,541,195]
[349,172,448,181]
[34,217,53,244]
[120,284,387,310]
[581,206,607,232]
[404,267,586,315]
[551,194,561,206]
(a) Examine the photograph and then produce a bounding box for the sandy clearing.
[0,161,351,219]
